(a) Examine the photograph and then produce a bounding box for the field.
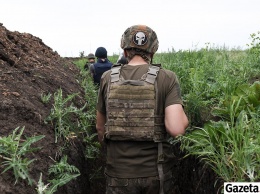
[155,45,260,193]
[76,42,260,193]
[1,23,260,194]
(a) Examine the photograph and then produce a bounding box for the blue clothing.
[91,58,113,85]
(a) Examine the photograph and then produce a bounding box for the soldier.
[96,25,189,194]
[90,47,112,86]
[84,53,95,70]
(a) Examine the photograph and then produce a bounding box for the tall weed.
[154,46,259,191]
[36,155,80,194]
[0,127,45,185]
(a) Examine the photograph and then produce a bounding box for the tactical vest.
[93,62,112,85]
[105,64,167,142]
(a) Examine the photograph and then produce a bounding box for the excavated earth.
[0,23,221,194]
[0,23,105,194]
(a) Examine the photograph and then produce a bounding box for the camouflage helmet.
[120,25,159,54]
[87,53,95,59]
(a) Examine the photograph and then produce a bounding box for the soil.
[0,23,221,194]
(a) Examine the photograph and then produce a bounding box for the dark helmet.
[87,53,95,59]
[95,47,107,58]
[120,25,159,54]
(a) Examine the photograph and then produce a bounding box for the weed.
[247,31,260,54]
[35,155,80,194]
[0,127,45,185]
[173,82,260,192]
[45,89,86,143]
[45,86,100,159]
[41,93,52,104]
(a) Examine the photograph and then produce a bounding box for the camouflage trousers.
[105,172,173,194]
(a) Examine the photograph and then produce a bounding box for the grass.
[161,40,259,192]
[153,46,259,127]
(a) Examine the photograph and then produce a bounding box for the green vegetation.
[36,156,80,194]
[2,33,259,193]
[176,82,260,183]
[44,87,100,159]
[45,89,85,143]
[247,31,260,55]
[0,128,80,191]
[41,93,52,104]
[76,40,259,191]
[0,127,45,185]
[162,32,260,192]
[77,36,259,191]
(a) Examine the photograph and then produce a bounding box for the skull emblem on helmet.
[133,32,147,46]
[120,25,159,54]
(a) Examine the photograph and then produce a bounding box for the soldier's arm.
[96,110,106,143]
[164,104,188,137]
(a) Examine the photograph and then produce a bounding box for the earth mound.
[0,23,92,194]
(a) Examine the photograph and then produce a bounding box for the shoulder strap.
[110,64,122,83]
[110,64,161,83]
[145,65,160,84]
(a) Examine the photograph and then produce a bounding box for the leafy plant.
[45,87,100,160]
[247,31,260,55]
[0,127,45,185]
[83,133,100,159]
[41,93,52,104]
[48,155,80,179]
[45,89,86,143]
[36,173,49,194]
[35,155,80,194]
[74,68,102,160]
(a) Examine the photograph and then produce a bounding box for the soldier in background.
[96,25,189,194]
[90,47,112,86]
[84,53,95,70]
